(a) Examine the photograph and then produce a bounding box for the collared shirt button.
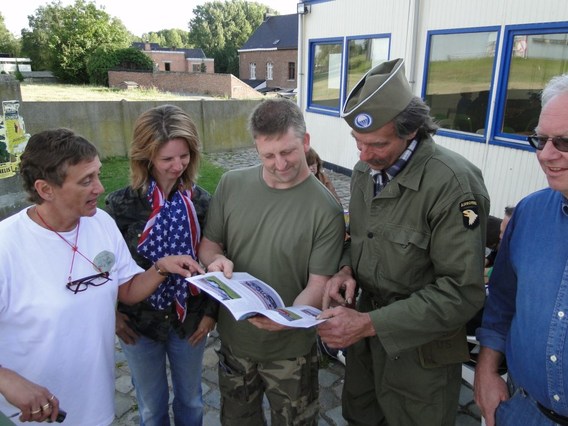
[367,232,374,239]
[554,395,561,402]
[551,355,558,362]
[559,311,565,318]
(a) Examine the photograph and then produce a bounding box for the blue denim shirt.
[477,188,568,415]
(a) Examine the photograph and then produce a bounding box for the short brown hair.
[249,98,306,140]
[20,128,99,204]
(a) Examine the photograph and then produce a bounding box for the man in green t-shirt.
[199,98,345,426]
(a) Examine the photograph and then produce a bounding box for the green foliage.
[140,29,192,48]
[0,12,20,56]
[98,156,225,208]
[189,1,277,75]
[21,0,132,83]
[87,46,153,86]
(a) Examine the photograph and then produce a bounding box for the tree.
[87,46,153,86]
[0,12,20,57]
[140,29,191,48]
[21,0,131,83]
[188,1,276,75]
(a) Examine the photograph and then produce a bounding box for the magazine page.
[187,272,326,328]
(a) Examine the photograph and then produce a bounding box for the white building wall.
[299,0,568,216]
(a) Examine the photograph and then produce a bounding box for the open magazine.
[186,272,326,328]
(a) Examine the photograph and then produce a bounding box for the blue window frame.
[307,34,390,115]
[423,22,568,151]
[307,38,343,114]
[422,27,500,143]
[493,22,568,150]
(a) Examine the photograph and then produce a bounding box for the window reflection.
[347,37,389,93]
[424,30,497,134]
[311,42,343,109]
[503,33,568,135]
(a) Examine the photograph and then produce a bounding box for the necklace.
[35,208,102,283]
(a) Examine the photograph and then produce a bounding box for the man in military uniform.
[317,58,489,426]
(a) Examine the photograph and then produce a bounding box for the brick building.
[238,14,298,92]
[132,42,215,74]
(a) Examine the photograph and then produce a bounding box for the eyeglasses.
[527,135,568,152]
[66,271,111,294]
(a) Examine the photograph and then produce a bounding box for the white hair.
[541,74,568,106]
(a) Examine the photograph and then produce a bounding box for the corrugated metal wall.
[300,0,568,216]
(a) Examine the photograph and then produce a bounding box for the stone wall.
[21,99,261,157]
[108,71,262,99]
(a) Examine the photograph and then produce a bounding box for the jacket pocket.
[417,327,470,368]
[380,226,431,288]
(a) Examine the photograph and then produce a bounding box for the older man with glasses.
[0,128,203,425]
[475,74,568,426]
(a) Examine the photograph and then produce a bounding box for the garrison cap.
[341,58,414,133]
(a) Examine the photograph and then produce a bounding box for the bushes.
[87,47,153,86]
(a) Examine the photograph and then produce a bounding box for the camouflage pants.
[216,344,319,426]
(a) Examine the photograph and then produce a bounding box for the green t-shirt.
[205,165,345,360]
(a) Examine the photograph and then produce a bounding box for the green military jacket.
[343,135,489,366]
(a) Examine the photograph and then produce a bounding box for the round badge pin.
[354,113,373,129]
[94,250,116,273]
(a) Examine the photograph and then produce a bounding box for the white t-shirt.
[0,207,143,426]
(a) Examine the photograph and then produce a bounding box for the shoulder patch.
[460,200,480,229]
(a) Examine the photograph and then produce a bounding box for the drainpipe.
[406,0,420,93]
[297,12,304,110]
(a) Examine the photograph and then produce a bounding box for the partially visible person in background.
[499,205,515,240]
[0,128,202,425]
[306,147,342,205]
[105,105,217,426]
[485,206,516,278]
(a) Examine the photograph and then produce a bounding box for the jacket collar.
[353,136,436,200]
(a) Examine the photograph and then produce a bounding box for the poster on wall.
[0,100,29,179]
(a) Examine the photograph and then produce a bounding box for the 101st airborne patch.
[460,200,480,229]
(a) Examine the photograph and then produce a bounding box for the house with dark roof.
[132,42,215,73]
[238,14,298,91]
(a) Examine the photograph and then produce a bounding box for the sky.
[4,0,298,37]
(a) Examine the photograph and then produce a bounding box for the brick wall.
[108,71,262,99]
[239,49,297,89]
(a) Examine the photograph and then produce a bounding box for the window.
[288,62,296,80]
[307,35,390,114]
[164,62,171,72]
[267,62,273,80]
[192,64,201,72]
[250,63,256,80]
[308,39,343,112]
[423,23,568,150]
[496,24,568,140]
[346,36,390,94]
[423,28,499,135]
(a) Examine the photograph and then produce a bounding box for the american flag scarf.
[137,179,200,322]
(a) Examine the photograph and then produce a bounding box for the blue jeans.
[496,380,557,426]
[120,329,206,426]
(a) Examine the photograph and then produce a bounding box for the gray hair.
[541,74,568,106]
[392,97,439,140]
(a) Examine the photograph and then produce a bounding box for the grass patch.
[20,83,205,102]
[98,156,225,208]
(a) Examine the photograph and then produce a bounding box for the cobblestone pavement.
[112,148,482,426]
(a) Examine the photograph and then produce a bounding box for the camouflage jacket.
[105,184,218,340]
